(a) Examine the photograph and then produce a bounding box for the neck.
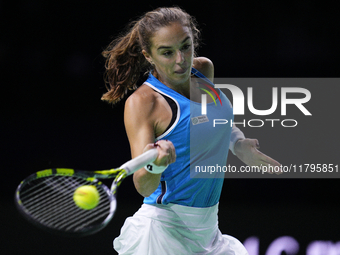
[154,71,192,99]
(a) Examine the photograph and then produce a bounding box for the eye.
[182,44,191,51]
[163,51,173,56]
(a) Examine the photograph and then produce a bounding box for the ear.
[142,49,153,64]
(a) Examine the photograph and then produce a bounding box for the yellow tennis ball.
[73,185,100,210]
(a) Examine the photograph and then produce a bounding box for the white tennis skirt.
[113,203,249,255]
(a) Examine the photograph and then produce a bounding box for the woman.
[102,7,280,255]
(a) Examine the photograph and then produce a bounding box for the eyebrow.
[157,36,191,51]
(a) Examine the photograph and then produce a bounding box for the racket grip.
[119,148,159,175]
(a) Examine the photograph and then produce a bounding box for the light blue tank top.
[143,68,233,207]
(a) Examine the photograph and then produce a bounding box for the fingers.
[144,140,176,166]
[259,153,281,167]
[237,138,282,175]
[254,149,282,175]
[143,143,158,152]
[260,161,282,175]
[155,140,176,165]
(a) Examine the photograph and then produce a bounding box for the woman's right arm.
[124,88,176,197]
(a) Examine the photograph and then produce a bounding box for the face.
[143,22,194,89]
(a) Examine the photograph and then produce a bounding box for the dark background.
[2,1,339,254]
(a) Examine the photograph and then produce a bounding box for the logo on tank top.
[198,81,222,116]
[191,81,222,125]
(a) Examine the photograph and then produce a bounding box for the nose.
[176,50,185,64]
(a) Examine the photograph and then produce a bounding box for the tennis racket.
[15,148,158,237]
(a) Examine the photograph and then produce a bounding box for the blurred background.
[1,0,339,254]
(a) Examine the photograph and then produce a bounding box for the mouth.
[174,68,188,74]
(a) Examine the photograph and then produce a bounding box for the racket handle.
[119,148,159,175]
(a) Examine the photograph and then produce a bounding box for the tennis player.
[101,7,280,255]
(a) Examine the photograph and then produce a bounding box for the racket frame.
[15,168,117,237]
[14,148,159,236]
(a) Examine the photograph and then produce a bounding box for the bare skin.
[125,22,281,197]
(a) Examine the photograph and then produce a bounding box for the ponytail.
[101,22,148,104]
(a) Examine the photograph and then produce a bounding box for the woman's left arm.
[233,137,281,173]
[195,57,281,172]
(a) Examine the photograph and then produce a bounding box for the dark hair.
[101,7,200,104]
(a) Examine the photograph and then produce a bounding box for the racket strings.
[19,175,112,234]
[28,176,89,219]
[39,179,109,227]
[45,199,108,230]
[65,201,113,231]
[21,176,82,214]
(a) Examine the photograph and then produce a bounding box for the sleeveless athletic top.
[143,68,234,207]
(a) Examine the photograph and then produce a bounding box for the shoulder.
[124,83,170,141]
[193,57,214,81]
[125,84,159,116]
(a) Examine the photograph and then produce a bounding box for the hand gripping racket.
[15,148,158,237]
